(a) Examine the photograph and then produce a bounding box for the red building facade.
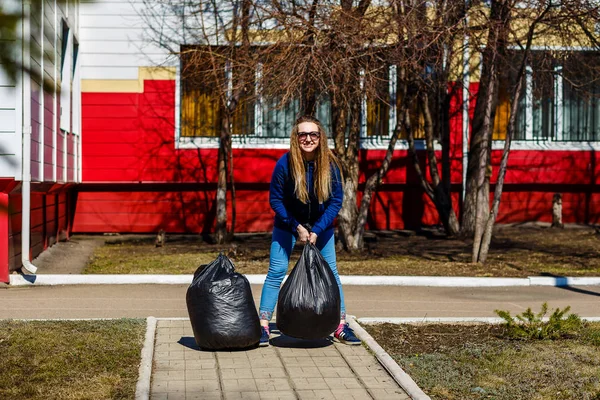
[2,1,599,283]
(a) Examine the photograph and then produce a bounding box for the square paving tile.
[149,320,411,400]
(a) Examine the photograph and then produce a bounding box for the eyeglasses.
[297,131,320,141]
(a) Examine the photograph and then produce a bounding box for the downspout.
[461,2,470,206]
[21,0,37,274]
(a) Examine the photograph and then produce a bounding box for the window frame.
[174,56,431,150]
[492,47,600,149]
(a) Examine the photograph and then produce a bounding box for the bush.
[495,303,583,340]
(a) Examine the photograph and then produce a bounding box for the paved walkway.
[151,320,409,400]
[2,283,599,399]
[1,284,599,319]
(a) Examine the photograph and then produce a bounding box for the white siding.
[79,0,245,81]
[0,87,17,110]
[0,0,82,183]
[0,0,20,177]
[30,1,44,181]
[0,42,20,178]
[80,0,174,81]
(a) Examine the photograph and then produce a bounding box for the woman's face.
[297,122,320,155]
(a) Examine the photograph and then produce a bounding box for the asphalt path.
[1,284,598,319]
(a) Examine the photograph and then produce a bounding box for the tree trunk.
[472,172,490,262]
[405,90,461,237]
[228,137,236,238]
[434,184,461,236]
[477,4,551,263]
[464,0,510,253]
[335,97,361,251]
[215,0,250,244]
[354,77,410,247]
[421,92,461,236]
[215,112,231,245]
[461,2,509,238]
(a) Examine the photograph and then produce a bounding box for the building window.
[494,51,599,142]
[178,51,407,144]
[180,80,221,137]
[366,66,390,137]
[59,20,73,133]
[261,98,300,138]
[562,55,600,141]
[180,49,255,138]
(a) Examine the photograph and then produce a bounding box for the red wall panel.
[8,192,22,272]
[0,192,9,282]
[73,190,277,233]
[46,194,57,246]
[77,78,600,234]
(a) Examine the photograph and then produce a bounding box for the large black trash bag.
[276,243,341,340]
[186,254,261,350]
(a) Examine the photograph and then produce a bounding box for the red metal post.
[0,192,9,283]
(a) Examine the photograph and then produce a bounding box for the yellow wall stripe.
[82,67,177,93]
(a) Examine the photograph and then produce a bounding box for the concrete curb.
[528,276,600,286]
[135,316,157,400]
[358,316,600,324]
[347,317,430,400]
[8,274,600,287]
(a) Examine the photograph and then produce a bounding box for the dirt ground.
[31,224,600,276]
[32,236,105,274]
[364,321,600,400]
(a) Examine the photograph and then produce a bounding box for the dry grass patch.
[364,322,600,400]
[0,319,145,400]
[83,227,600,277]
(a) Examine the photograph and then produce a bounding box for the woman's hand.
[296,225,310,243]
[308,232,317,245]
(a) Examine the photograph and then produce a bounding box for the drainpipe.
[21,0,37,274]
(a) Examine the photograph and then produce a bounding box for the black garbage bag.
[186,254,261,350]
[276,243,341,340]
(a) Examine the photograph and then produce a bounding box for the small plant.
[495,303,583,340]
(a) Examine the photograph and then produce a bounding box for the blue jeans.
[259,227,346,321]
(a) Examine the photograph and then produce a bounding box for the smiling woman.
[256,115,362,347]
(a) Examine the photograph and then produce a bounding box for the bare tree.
[257,1,396,251]
[465,0,600,262]
[142,0,256,244]
[140,0,600,253]
[245,0,465,246]
[392,0,467,237]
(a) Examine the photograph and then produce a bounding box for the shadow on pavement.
[540,273,600,298]
[268,324,333,348]
[177,324,334,351]
[177,336,260,352]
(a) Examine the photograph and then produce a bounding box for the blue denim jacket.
[269,152,343,236]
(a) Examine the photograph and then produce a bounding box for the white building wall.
[0,0,81,183]
[0,71,20,180]
[0,1,22,179]
[42,0,58,181]
[79,0,174,82]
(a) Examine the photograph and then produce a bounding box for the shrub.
[495,303,583,340]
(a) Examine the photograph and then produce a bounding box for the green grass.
[85,243,219,274]
[83,227,600,276]
[365,322,600,400]
[0,319,146,400]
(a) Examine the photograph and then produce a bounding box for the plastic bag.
[186,254,261,350]
[276,243,341,340]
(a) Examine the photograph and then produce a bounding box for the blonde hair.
[289,116,341,204]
